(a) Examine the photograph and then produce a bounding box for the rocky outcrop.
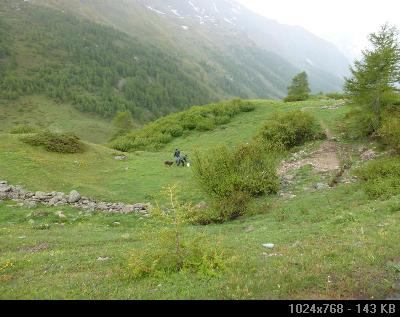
[0,180,149,214]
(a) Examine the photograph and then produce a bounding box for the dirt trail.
[278,123,341,176]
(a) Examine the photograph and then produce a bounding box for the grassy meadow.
[0,98,399,299]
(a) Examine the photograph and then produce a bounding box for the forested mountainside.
[1,0,349,121]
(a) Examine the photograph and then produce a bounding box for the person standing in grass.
[174,148,181,165]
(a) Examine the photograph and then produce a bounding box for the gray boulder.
[68,190,81,203]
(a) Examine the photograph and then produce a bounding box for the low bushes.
[21,130,86,153]
[111,99,255,152]
[9,124,40,134]
[191,141,279,223]
[379,115,400,154]
[256,110,325,151]
[356,157,400,199]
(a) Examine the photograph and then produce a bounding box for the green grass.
[0,96,114,144]
[1,98,399,299]
[0,185,399,299]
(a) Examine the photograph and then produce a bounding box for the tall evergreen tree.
[344,24,400,122]
[284,71,311,102]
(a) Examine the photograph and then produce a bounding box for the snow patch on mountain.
[146,6,166,15]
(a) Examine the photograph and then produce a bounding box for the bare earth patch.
[19,242,50,253]
[278,140,341,175]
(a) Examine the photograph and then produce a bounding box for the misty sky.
[236,0,400,62]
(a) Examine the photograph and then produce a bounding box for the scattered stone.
[0,180,150,215]
[244,226,255,233]
[112,222,121,226]
[360,149,377,161]
[55,211,66,219]
[97,256,110,261]
[114,155,127,161]
[314,183,330,190]
[20,243,49,253]
[68,190,81,203]
[262,243,275,249]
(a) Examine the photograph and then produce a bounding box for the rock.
[114,155,127,161]
[97,256,110,261]
[0,184,12,193]
[112,222,120,226]
[360,149,377,161]
[55,211,66,219]
[0,180,7,185]
[48,197,60,206]
[314,183,330,190]
[68,190,81,203]
[34,191,48,200]
[262,243,275,249]
[0,192,8,200]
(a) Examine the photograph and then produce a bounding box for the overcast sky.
[235,0,400,62]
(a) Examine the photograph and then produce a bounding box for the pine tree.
[284,71,311,102]
[344,24,400,120]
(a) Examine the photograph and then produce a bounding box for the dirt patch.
[19,242,50,253]
[279,140,340,175]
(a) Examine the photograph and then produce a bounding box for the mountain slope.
[1,0,350,124]
[31,0,349,93]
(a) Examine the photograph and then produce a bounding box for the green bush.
[379,116,400,153]
[192,141,279,223]
[111,99,256,152]
[356,157,400,199]
[325,92,345,100]
[9,124,40,134]
[256,110,325,150]
[341,108,380,139]
[126,229,228,279]
[126,186,230,279]
[22,131,86,153]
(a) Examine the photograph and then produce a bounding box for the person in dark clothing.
[174,149,181,165]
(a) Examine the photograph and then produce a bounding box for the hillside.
[0,99,399,299]
[32,0,349,93]
[1,0,349,126]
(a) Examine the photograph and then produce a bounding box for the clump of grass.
[356,157,400,199]
[9,124,40,134]
[111,99,255,152]
[256,110,325,151]
[191,141,279,223]
[21,130,86,153]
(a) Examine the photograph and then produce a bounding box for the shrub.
[22,131,86,153]
[110,99,255,152]
[356,157,400,199]
[126,186,230,279]
[325,92,345,100]
[341,107,381,140]
[256,110,325,150]
[9,124,40,134]
[192,141,279,222]
[379,116,400,153]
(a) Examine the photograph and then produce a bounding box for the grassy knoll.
[0,96,114,144]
